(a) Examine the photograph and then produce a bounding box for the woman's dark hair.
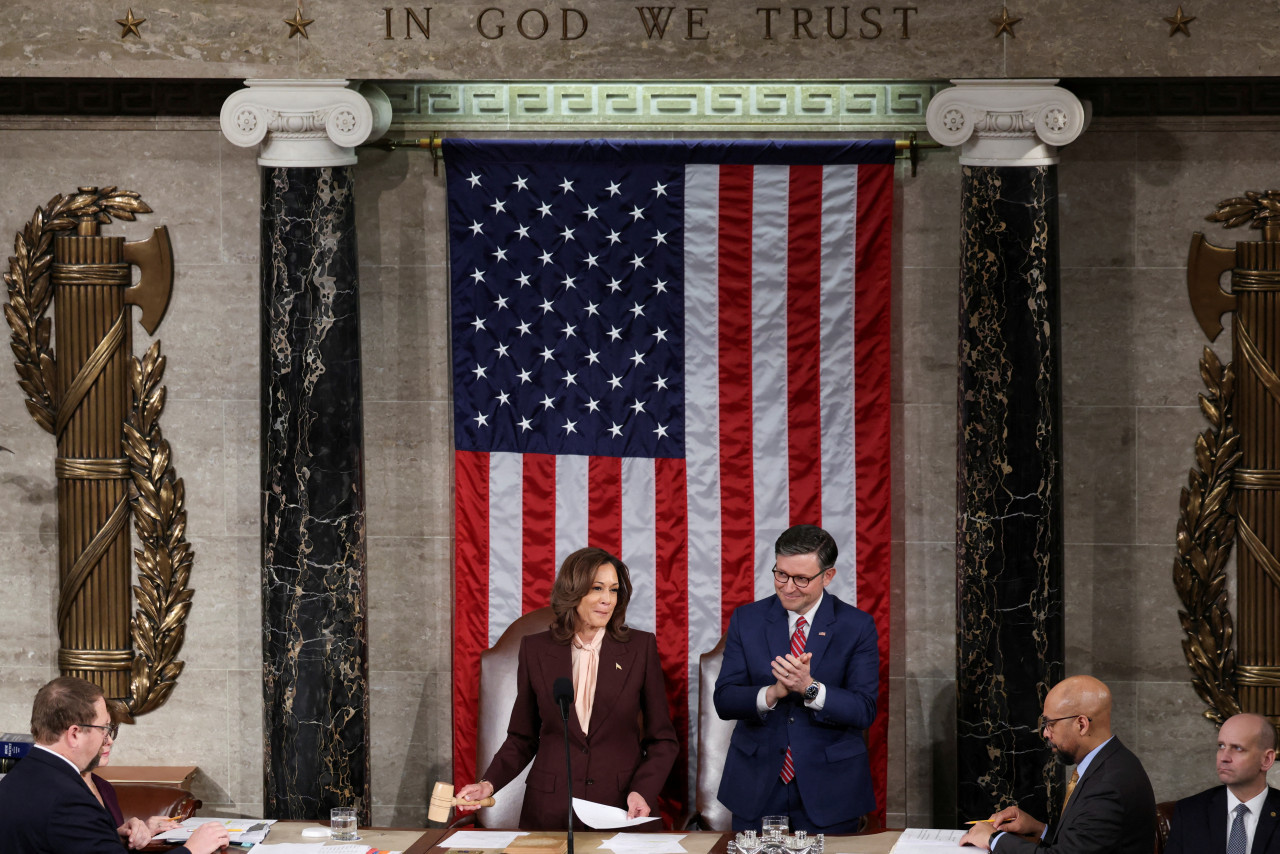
[549,547,632,644]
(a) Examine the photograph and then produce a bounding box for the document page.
[572,798,662,829]
[889,828,966,853]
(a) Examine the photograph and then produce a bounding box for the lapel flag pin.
[819,632,826,636]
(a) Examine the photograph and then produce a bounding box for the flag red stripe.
[453,450,491,789]
[717,165,757,630]
[522,454,557,611]
[786,165,825,525]
[588,455,623,555]
[853,162,894,824]
[654,457,690,819]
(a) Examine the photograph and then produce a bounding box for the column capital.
[925,79,1090,167]
[220,79,391,167]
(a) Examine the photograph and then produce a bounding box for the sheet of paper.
[597,832,687,854]
[571,798,662,829]
[888,828,966,853]
[246,845,400,854]
[439,830,529,848]
[156,817,278,844]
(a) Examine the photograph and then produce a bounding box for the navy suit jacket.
[482,629,678,829]
[1165,785,1280,854]
[992,737,1156,854]
[713,592,879,827]
[0,745,191,854]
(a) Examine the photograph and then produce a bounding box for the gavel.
[428,781,496,827]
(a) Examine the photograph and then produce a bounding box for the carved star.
[284,7,314,39]
[1164,5,1195,37]
[116,8,146,39]
[990,6,1021,38]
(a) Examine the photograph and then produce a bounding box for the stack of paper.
[598,833,687,854]
[888,828,966,854]
[155,817,277,846]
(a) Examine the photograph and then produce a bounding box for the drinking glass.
[330,807,358,841]
[762,815,789,839]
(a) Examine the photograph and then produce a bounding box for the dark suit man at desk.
[958,675,1156,853]
[1165,713,1280,854]
[0,676,228,854]
[713,524,880,834]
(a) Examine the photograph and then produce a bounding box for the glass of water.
[330,807,358,841]
[762,815,789,839]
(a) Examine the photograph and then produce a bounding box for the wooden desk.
[432,830,903,854]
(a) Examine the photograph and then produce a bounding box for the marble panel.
[0,127,227,266]
[182,535,261,673]
[898,266,959,408]
[367,535,453,675]
[149,263,259,402]
[903,676,957,827]
[229,666,266,811]
[219,135,262,266]
[359,265,450,404]
[223,399,261,536]
[104,669,235,808]
[1058,131,1137,270]
[355,148,448,271]
[1129,268,1219,408]
[888,540,905,680]
[900,403,955,545]
[0,668,54,734]
[156,398,227,539]
[884,674,906,824]
[1061,405,1134,547]
[1134,405,1208,547]
[1134,128,1278,270]
[903,541,955,680]
[1129,680,1222,803]
[1059,268,1138,409]
[0,388,58,537]
[0,531,57,669]
[899,151,962,272]
[370,670,453,823]
[1064,543,1187,684]
[363,400,453,540]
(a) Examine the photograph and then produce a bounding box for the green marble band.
[383,80,945,131]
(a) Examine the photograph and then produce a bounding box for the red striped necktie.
[779,615,808,784]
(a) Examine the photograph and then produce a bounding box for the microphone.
[552,677,575,854]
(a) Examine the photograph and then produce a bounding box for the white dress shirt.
[1226,785,1269,854]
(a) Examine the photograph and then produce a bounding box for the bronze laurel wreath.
[4,187,191,717]
[1172,345,1241,725]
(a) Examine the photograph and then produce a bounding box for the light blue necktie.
[1227,803,1249,854]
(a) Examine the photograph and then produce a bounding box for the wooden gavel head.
[429,781,496,825]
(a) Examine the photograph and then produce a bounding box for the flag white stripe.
[555,454,589,571]
[819,166,860,602]
[489,452,525,645]
[621,457,657,632]
[750,165,792,601]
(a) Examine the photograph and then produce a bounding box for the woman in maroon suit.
[457,547,678,829]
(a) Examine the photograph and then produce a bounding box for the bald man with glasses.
[959,675,1156,853]
[713,524,880,834]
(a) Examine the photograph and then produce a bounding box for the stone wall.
[0,111,1275,826]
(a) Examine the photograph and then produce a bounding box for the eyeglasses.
[1037,714,1090,732]
[77,723,119,740]
[771,565,827,589]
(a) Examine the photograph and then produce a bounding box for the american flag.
[445,139,894,821]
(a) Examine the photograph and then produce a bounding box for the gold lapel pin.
[615,662,622,670]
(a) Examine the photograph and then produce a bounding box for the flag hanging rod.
[361,132,942,177]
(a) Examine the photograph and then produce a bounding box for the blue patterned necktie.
[1227,803,1249,854]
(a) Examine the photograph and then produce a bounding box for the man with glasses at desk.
[713,524,879,834]
[0,675,228,854]
[958,674,1156,853]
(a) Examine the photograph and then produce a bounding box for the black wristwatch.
[803,681,821,702]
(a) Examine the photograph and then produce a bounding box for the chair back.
[691,632,735,831]
[1155,801,1175,854]
[474,606,555,828]
[114,783,202,823]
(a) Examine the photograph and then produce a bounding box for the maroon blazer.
[482,629,678,830]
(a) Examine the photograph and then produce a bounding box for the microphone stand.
[554,677,575,854]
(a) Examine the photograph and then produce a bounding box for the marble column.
[220,80,390,823]
[926,80,1088,823]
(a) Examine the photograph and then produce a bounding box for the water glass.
[762,815,789,839]
[330,807,358,841]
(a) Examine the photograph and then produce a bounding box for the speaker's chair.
[686,632,734,830]
[470,606,555,828]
